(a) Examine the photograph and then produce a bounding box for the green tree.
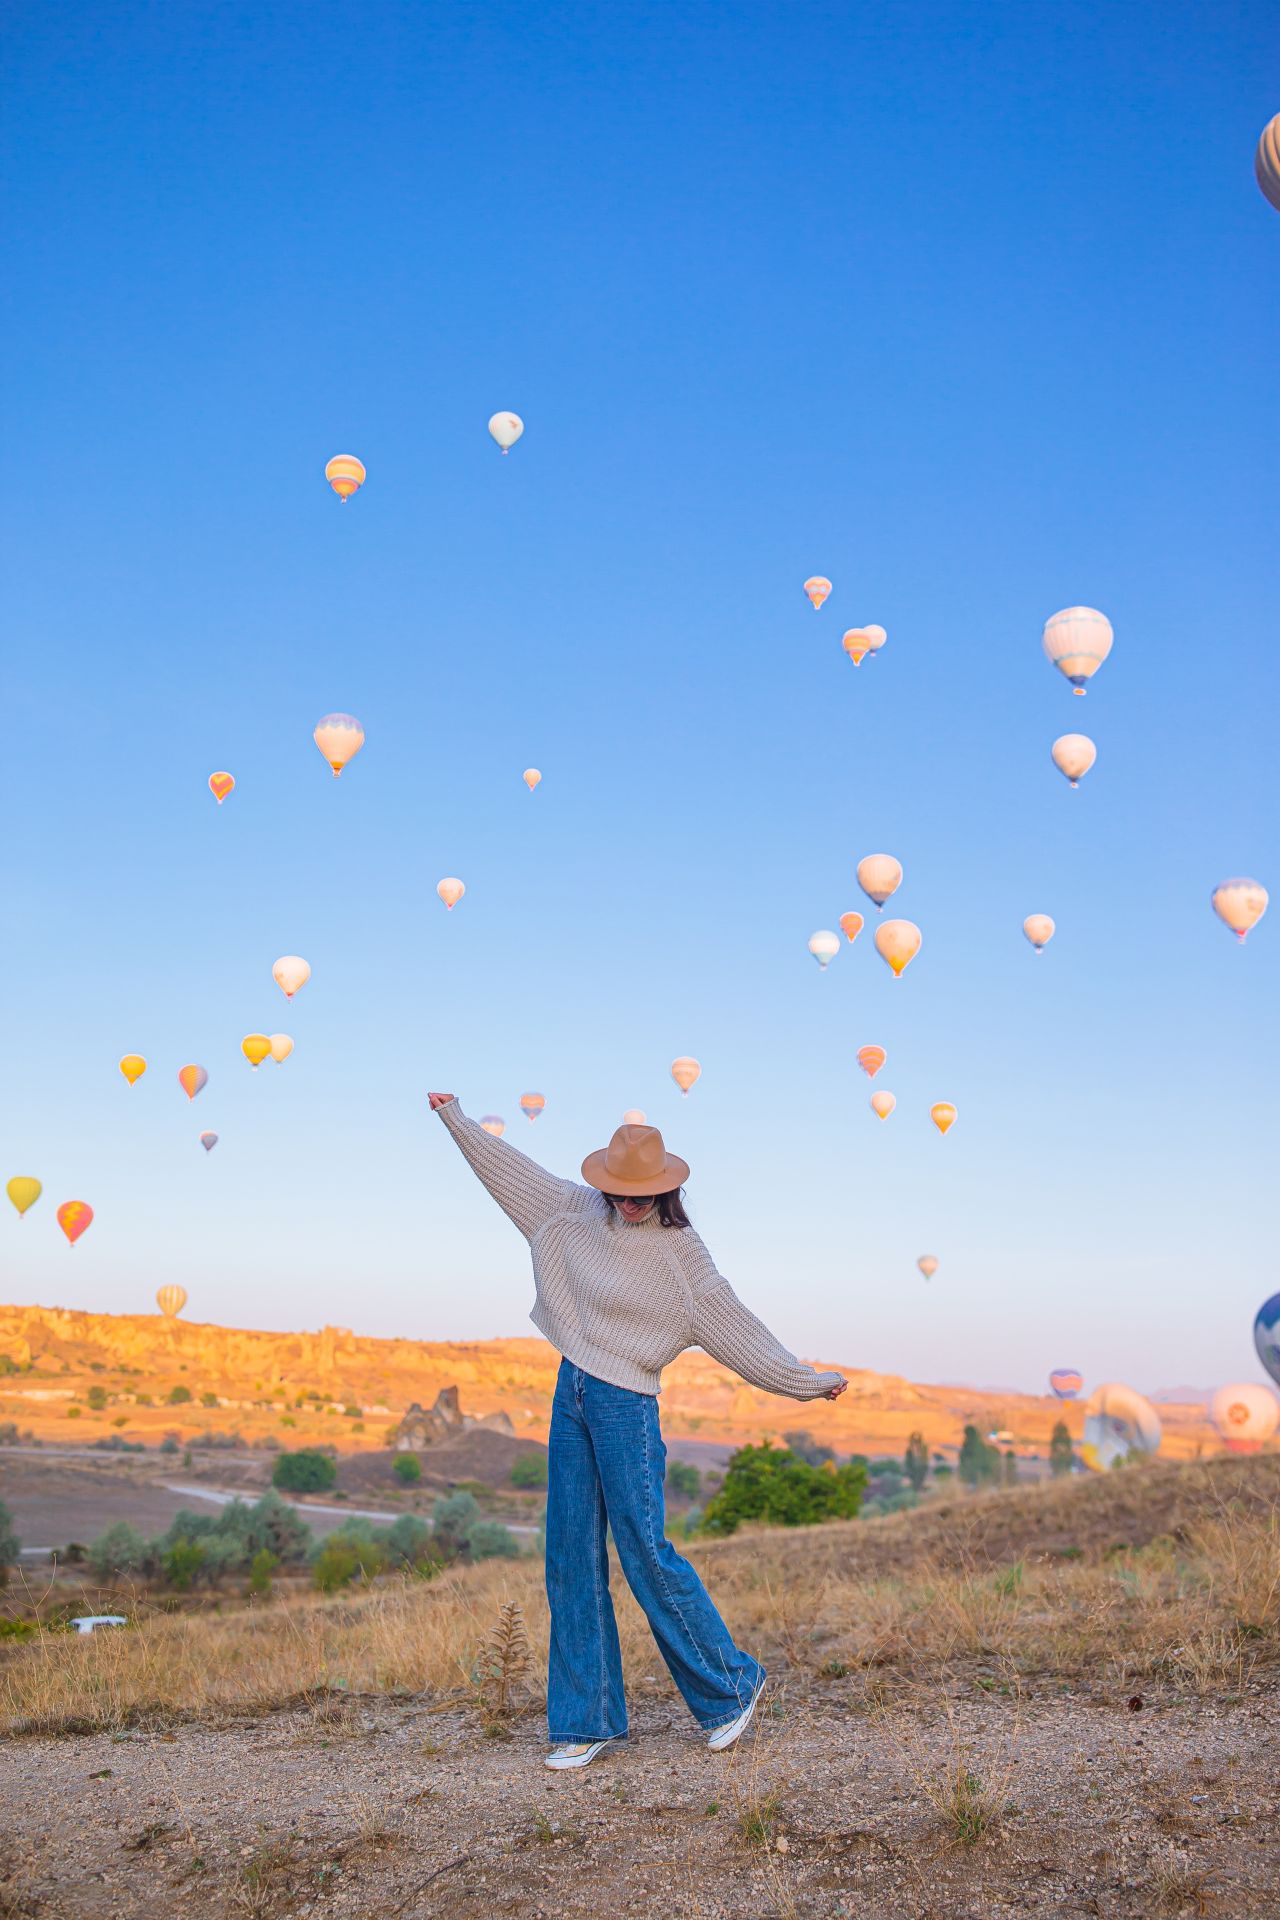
[273,1449,338,1494]
[167,1385,193,1405]
[466,1520,521,1560]
[700,1442,867,1537]
[88,1521,152,1581]
[392,1452,422,1485]
[0,1500,20,1586]
[1003,1449,1019,1487]
[903,1432,930,1494]
[1049,1421,1076,1477]
[510,1452,548,1490]
[248,1547,278,1595]
[384,1515,433,1566]
[666,1459,702,1500]
[312,1538,362,1592]
[958,1425,1001,1490]
[163,1537,206,1590]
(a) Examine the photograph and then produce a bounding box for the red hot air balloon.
[57,1201,94,1247]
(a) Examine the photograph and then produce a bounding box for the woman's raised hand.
[428,1092,456,1111]
[823,1377,848,1401]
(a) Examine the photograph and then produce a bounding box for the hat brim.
[580,1148,690,1196]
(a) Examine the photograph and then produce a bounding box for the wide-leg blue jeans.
[545,1358,765,1742]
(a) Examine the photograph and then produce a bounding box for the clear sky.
[3,1,1275,1395]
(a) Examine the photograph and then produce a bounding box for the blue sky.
[2,1,1275,1395]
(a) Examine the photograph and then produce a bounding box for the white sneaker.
[706,1678,765,1751]
[544,1738,620,1770]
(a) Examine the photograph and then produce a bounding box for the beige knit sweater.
[438,1100,842,1400]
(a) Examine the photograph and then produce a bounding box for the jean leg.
[583,1376,764,1729]
[544,1362,628,1742]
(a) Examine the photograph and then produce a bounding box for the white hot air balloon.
[272,956,311,1000]
[1051,734,1096,788]
[874,919,921,979]
[488,412,524,453]
[1042,607,1113,695]
[437,877,466,910]
[313,713,365,777]
[622,1109,647,1124]
[807,930,840,970]
[269,1033,294,1063]
[1080,1382,1162,1471]
[856,854,902,911]
[1208,1382,1279,1452]
[1211,878,1268,944]
[1256,113,1280,212]
[1023,914,1055,953]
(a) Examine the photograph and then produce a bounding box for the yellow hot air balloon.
[488,412,524,452]
[6,1177,42,1218]
[208,771,235,804]
[875,919,921,979]
[313,713,365,777]
[156,1284,188,1319]
[242,1033,272,1070]
[1256,113,1280,211]
[324,454,366,501]
[803,576,832,610]
[119,1054,147,1086]
[178,1063,208,1100]
[520,1092,546,1122]
[839,911,864,944]
[671,1056,701,1095]
[808,930,840,970]
[272,955,311,999]
[856,854,902,911]
[1211,878,1268,943]
[1023,914,1055,953]
[1051,734,1096,788]
[870,1091,896,1120]
[857,1045,886,1078]
[480,1115,506,1137]
[622,1108,647,1124]
[931,1102,957,1135]
[523,768,542,791]
[1042,607,1113,695]
[917,1255,938,1280]
[269,1033,294,1063]
[437,877,465,910]
[841,625,886,667]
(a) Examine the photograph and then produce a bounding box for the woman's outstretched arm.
[429,1093,587,1241]
[675,1228,847,1402]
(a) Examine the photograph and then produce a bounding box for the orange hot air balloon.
[437,877,465,910]
[479,1115,506,1137]
[119,1054,147,1086]
[917,1255,939,1280]
[178,1064,208,1101]
[57,1201,94,1247]
[242,1033,272,1070]
[520,1092,546,1122]
[839,911,864,944]
[671,1056,701,1095]
[208,772,235,804]
[874,919,921,979]
[931,1102,957,1135]
[857,1045,886,1078]
[523,768,542,792]
[841,625,887,667]
[803,576,832,610]
[313,713,365,777]
[324,454,366,501]
[870,1091,896,1120]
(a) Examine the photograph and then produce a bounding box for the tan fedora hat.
[581,1123,689,1196]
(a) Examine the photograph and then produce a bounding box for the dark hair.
[604,1188,690,1230]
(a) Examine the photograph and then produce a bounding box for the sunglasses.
[605,1193,655,1207]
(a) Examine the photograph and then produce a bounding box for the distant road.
[161,1481,540,1537]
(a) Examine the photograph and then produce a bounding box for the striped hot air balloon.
[857,1045,886,1078]
[803,576,832,610]
[324,454,366,501]
[520,1093,546,1122]
[1049,1369,1083,1400]
[156,1284,188,1319]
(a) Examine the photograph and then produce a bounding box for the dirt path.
[1,1677,1276,1918]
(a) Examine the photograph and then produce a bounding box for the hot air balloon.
[671,1056,701,1096]
[178,1064,208,1101]
[1256,113,1280,211]
[930,1102,957,1135]
[839,911,864,944]
[1208,1383,1279,1453]
[208,772,235,804]
[808,930,840,970]
[199,1132,218,1153]
[803,576,832,610]
[856,854,902,911]
[324,455,366,501]
[623,1109,647,1124]
[313,713,365,777]
[57,1201,94,1248]
[857,1045,886,1078]
[523,769,542,791]
[520,1093,546,1122]
[841,625,886,667]
[272,956,311,1000]
[156,1284,188,1319]
[1051,734,1096,788]
[1049,1369,1083,1400]
[1211,879,1268,944]
[1255,1293,1280,1390]
[875,919,921,979]
[480,1115,506,1137]
[119,1054,147,1086]
[870,1091,896,1120]
[242,1034,272,1070]
[6,1177,41,1218]
[488,412,524,452]
[269,1033,294,1063]
[1023,914,1055,953]
[1080,1382,1161,1472]
[437,877,465,910]
[917,1255,938,1280]
[1042,607,1113,695]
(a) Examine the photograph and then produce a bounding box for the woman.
[429,1093,847,1769]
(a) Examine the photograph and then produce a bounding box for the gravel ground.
[1,1673,1276,1918]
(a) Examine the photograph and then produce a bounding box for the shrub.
[86,1385,108,1411]
[167,1385,193,1405]
[88,1521,152,1582]
[248,1548,278,1596]
[0,1499,20,1585]
[700,1442,867,1537]
[273,1449,338,1494]
[467,1520,521,1561]
[66,1406,82,1419]
[393,1452,422,1485]
[433,1490,481,1546]
[0,1422,18,1445]
[159,1437,179,1455]
[782,1430,836,1468]
[200,1392,219,1408]
[312,1539,363,1592]
[163,1537,206,1590]
[510,1452,548,1490]
[666,1460,701,1500]
[384,1515,434,1565]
